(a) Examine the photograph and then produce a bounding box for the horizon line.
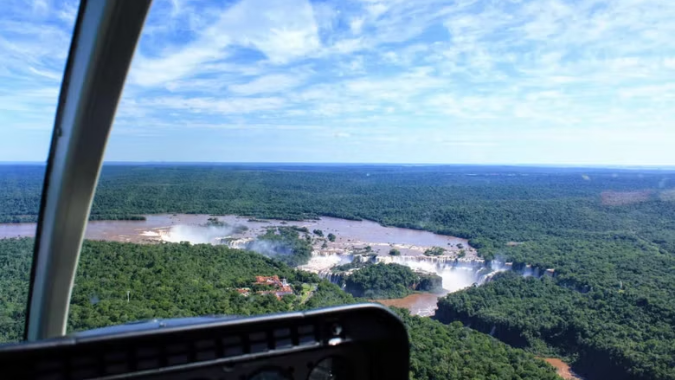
[2,161,675,170]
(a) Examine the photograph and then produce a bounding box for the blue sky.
[1,0,675,165]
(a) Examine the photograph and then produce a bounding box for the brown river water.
[0,214,472,250]
[373,293,444,317]
[0,214,478,316]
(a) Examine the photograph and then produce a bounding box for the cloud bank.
[2,0,675,164]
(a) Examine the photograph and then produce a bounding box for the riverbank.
[374,292,442,317]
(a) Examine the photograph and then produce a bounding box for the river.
[0,214,473,250]
[373,293,443,317]
[0,213,482,316]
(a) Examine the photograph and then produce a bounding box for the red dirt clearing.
[540,358,583,380]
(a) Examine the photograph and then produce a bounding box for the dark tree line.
[251,226,312,267]
[344,263,442,298]
[391,308,559,380]
[436,272,675,380]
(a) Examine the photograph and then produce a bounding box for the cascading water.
[142,221,545,296]
[221,237,254,249]
[378,256,513,293]
[148,225,239,245]
[298,253,353,285]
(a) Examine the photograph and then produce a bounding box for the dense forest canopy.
[0,238,557,380]
[249,226,313,267]
[344,263,442,298]
[3,165,675,244]
[392,308,560,380]
[1,164,675,379]
[0,238,329,341]
[436,271,675,380]
[0,238,32,343]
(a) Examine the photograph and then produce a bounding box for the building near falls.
[253,275,293,299]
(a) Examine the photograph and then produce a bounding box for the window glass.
[0,0,79,343]
[3,1,672,379]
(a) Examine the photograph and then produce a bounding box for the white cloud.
[0,87,60,112]
[618,84,675,99]
[28,67,62,81]
[130,0,320,87]
[32,0,49,14]
[0,0,76,141]
[143,96,286,115]
[365,3,389,19]
[56,0,78,24]
[329,38,367,54]
[344,71,440,102]
[350,17,365,34]
[131,43,229,87]
[339,56,365,75]
[228,74,306,95]
[5,0,675,163]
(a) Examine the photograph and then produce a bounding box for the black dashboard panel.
[0,304,409,380]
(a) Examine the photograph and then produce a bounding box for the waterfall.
[220,237,254,249]
[317,269,344,285]
[375,256,552,293]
